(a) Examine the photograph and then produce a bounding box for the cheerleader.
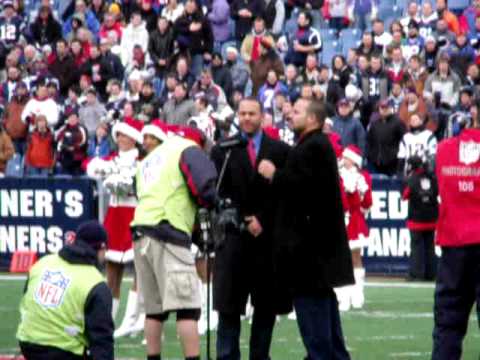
[86,118,144,334]
[337,145,373,311]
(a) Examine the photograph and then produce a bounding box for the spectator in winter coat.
[49,39,76,96]
[208,0,231,52]
[424,56,462,108]
[98,12,123,42]
[135,81,161,119]
[325,0,351,33]
[87,122,113,158]
[240,16,274,64]
[360,53,389,127]
[79,88,107,137]
[447,32,476,81]
[353,0,378,31]
[436,0,461,35]
[400,1,420,34]
[0,123,14,176]
[462,0,480,32]
[190,68,228,112]
[148,17,175,79]
[212,53,233,103]
[63,0,100,37]
[263,0,284,36]
[99,38,124,82]
[404,55,428,96]
[120,11,149,68]
[225,47,249,94]
[81,44,114,101]
[402,21,424,62]
[0,66,22,104]
[163,82,197,125]
[366,99,406,176]
[283,64,302,102]
[230,0,265,42]
[250,38,285,96]
[372,19,392,53]
[25,115,55,176]
[332,98,366,153]
[161,0,184,24]
[174,0,214,76]
[398,88,430,130]
[56,110,88,175]
[386,46,407,84]
[140,0,158,33]
[285,11,321,68]
[3,82,29,154]
[433,19,456,51]
[424,36,439,74]
[419,1,438,39]
[357,31,382,59]
[258,70,288,111]
[29,5,62,47]
[21,81,59,129]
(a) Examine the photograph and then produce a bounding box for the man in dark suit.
[211,97,290,360]
[258,98,354,360]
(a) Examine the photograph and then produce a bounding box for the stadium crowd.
[0,0,478,178]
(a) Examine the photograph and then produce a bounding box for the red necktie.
[247,138,256,168]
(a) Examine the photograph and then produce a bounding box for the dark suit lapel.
[257,132,271,163]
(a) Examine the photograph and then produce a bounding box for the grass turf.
[1,277,478,359]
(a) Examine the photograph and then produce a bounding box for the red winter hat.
[342,145,363,168]
[142,119,170,142]
[171,125,206,147]
[112,118,144,144]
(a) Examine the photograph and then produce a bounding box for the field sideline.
[1,276,478,360]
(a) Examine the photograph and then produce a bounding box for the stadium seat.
[341,37,361,57]
[339,28,362,41]
[321,40,341,65]
[378,5,401,21]
[396,0,408,12]
[320,28,338,42]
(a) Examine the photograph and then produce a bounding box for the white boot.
[287,311,297,320]
[112,297,120,321]
[114,290,143,338]
[351,268,365,309]
[334,286,351,312]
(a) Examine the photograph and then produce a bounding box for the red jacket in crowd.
[25,129,55,169]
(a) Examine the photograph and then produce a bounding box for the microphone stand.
[198,208,213,360]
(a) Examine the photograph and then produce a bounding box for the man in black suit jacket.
[258,99,354,360]
[211,97,290,360]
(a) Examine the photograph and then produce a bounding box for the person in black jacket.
[49,39,76,97]
[402,156,439,281]
[28,5,62,47]
[230,0,265,43]
[81,44,114,102]
[174,0,214,77]
[211,97,290,360]
[148,17,175,79]
[258,98,353,360]
[17,220,113,360]
[366,99,406,176]
[99,38,124,82]
[211,52,233,104]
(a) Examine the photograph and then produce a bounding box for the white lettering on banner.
[19,190,34,217]
[64,191,83,218]
[0,226,64,253]
[371,191,387,219]
[0,190,54,217]
[35,190,53,217]
[0,189,18,216]
[366,228,411,257]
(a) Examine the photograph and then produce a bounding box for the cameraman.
[210,97,290,360]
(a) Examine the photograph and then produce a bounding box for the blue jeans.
[216,310,275,360]
[294,292,351,360]
[191,54,204,78]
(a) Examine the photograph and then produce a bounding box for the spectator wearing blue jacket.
[257,70,287,111]
[87,122,113,158]
[62,0,100,38]
[448,32,476,81]
[285,10,321,67]
[332,98,366,153]
[208,0,231,53]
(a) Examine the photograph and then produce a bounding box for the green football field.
[1,276,479,360]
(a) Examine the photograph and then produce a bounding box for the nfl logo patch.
[34,270,70,308]
[459,141,480,165]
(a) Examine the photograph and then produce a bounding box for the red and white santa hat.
[141,119,170,142]
[112,118,144,144]
[342,145,363,168]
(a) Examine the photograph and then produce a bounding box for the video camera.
[210,198,246,250]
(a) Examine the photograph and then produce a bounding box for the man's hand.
[258,159,276,180]
[245,216,263,237]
